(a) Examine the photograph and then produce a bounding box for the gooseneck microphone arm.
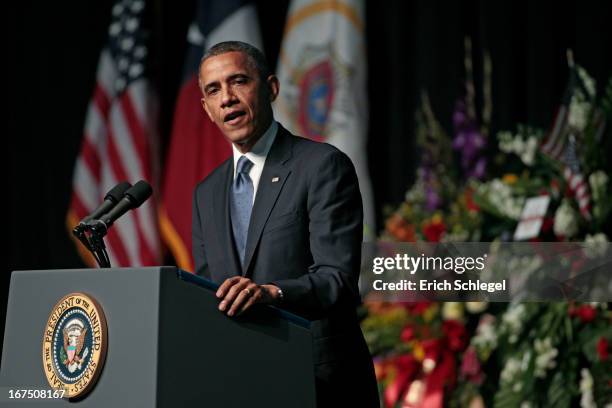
[72,182,132,267]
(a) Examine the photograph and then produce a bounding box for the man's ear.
[201,98,214,122]
[266,75,280,102]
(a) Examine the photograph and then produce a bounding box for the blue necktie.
[230,156,254,264]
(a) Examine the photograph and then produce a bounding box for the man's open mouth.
[224,110,246,124]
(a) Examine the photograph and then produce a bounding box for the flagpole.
[566,49,574,68]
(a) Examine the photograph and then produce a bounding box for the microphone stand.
[72,222,111,268]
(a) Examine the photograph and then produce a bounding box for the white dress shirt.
[232,120,278,203]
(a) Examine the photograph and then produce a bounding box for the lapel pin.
[272,177,280,183]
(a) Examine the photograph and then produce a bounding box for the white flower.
[479,179,524,220]
[497,131,538,166]
[500,357,521,384]
[442,302,464,320]
[580,368,596,408]
[498,131,514,153]
[567,68,595,132]
[584,233,608,258]
[568,98,590,131]
[466,302,488,314]
[520,137,538,166]
[554,199,579,238]
[521,350,532,372]
[502,304,525,333]
[511,137,525,154]
[589,171,609,202]
[533,338,558,378]
[472,314,498,351]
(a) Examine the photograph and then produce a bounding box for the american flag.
[67,0,160,267]
[563,134,591,219]
[540,67,577,160]
[540,55,593,220]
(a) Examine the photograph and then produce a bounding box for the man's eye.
[207,88,219,95]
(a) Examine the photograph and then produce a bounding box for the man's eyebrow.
[227,73,251,81]
[203,80,220,92]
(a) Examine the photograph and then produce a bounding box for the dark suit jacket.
[192,125,378,406]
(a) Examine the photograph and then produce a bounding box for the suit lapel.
[242,127,293,275]
[212,159,242,278]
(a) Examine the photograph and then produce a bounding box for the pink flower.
[460,347,484,385]
[401,325,415,343]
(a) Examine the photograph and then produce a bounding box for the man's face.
[199,51,279,147]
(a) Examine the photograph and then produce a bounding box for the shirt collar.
[232,120,278,177]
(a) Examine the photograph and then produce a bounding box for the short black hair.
[199,41,271,81]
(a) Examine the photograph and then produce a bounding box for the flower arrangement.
[363,44,612,407]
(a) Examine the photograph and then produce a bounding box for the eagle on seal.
[63,318,87,366]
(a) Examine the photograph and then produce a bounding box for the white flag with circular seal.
[274,0,376,237]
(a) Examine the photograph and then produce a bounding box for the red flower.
[597,337,609,361]
[541,216,554,233]
[464,187,480,212]
[570,305,597,323]
[550,179,561,196]
[400,325,415,343]
[460,347,484,385]
[422,338,443,362]
[422,219,446,242]
[383,354,420,408]
[395,224,416,242]
[442,320,468,351]
[401,301,431,315]
[386,214,416,242]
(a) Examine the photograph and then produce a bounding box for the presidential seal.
[42,292,107,399]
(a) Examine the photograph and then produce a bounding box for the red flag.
[159,0,262,272]
[159,77,230,270]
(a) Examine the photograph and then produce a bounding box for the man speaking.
[192,41,378,407]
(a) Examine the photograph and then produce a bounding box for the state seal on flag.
[298,59,335,141]
[287,45,351,141]
[42,292,108,399]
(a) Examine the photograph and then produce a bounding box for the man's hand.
[216,277,280,316]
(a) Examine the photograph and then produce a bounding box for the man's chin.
[224,130,251,146]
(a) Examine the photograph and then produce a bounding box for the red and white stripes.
[563,167,592,220]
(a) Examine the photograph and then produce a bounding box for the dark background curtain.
[5,0,612,345]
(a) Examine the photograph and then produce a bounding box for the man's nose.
[221,86,237,108]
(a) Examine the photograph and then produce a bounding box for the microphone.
[97,180,153,228]
[79,181,132,225]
